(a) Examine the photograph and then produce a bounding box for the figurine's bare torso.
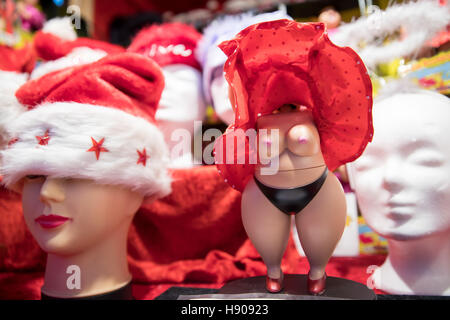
[241,106,347,294]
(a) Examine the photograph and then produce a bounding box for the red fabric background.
[0,165,387,299]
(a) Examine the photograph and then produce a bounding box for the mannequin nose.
[381,160,403,193]
[40,178,65,204]
[286,124,320,156]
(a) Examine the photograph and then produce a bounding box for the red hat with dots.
[214,20,373,192]
[0,53,171,198]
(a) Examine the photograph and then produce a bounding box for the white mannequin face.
[351,91,450,241]
[21,176,144,255]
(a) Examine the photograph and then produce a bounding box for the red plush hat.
[214,20,373,191]
[29,17,124,79]
[34,31,125,61]
[1,53,171,198]
[128,23,202,71]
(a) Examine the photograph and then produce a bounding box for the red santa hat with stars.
[0,52,171,198]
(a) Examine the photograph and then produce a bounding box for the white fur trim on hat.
[42,17,78,41]
[30,47,107,79]
[330,0,450,69]
[1,102,172,198]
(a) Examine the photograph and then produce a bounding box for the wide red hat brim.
[214,20,373,192]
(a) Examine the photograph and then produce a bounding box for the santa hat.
[128,22,201,70]
[30,18,125,79]
[0,53,171,199]
[0,44,36,150]
[34,29,125,62]
[214,20,373,191]
[196,9,292,124]
[128,23,205,168]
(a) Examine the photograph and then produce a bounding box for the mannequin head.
[20,175,143,255]
[0,53,171,298]
[318,7,341,29]
[350,89,450,241]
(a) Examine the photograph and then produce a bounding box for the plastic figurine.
[348,83,450,295]
[0,53,171,299]
[214,20,373,295]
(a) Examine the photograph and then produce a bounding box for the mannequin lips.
[35,215,71,229]
[386,206,413,222]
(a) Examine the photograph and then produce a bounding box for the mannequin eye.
[408,150,444,167]
[25,175,46,180]
[411,156,444,167]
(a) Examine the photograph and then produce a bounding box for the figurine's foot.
[266,272,284,293]
[307,272,326,295]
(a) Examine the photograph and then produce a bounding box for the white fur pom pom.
[43,17,77,41]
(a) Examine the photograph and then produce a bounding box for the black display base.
[156,286,450,300]
[176,275,376,300]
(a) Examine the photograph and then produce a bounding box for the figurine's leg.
[241,178,291,280]
[294,173,347,280]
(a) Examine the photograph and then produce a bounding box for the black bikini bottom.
[254,167,328,216]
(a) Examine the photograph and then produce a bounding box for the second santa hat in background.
[128,23,206,168]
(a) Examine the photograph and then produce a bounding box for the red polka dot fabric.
[214,20,373,192]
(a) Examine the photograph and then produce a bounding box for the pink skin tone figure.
[241,104,347,295]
